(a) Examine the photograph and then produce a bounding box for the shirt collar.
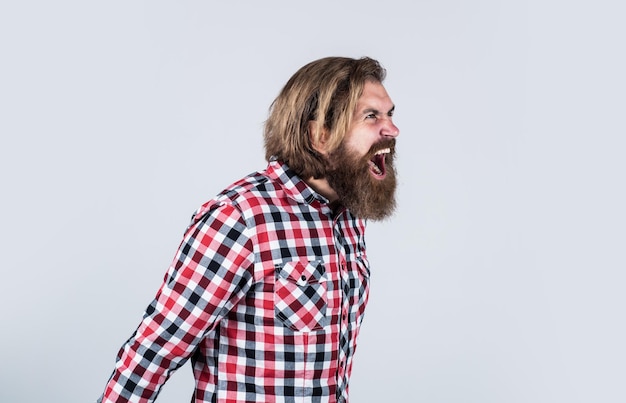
[265,159,330,205]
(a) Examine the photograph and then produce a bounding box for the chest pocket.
[274,260,329,332]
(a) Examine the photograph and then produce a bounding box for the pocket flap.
[355,255,370,278]
[276,260,326,286]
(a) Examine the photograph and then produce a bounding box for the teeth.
[369,161,383,175]
[375,148,391,155]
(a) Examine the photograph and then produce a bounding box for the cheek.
[343,125,378,156]
[344,137,372,158]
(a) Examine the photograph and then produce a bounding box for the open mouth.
[368,147,391,179]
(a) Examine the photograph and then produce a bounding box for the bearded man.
[98,56,399,403]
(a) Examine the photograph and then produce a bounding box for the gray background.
[1,1,625,402]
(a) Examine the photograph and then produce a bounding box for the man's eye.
[366,113,377,119]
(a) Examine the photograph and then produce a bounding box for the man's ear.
[308,120,329,155]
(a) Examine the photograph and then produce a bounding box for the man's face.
[325,81,400,220]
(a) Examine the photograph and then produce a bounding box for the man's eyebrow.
[361,105,395,115]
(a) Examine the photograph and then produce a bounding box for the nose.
[381,119,400,138]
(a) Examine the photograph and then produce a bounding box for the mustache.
[366,138,397,159]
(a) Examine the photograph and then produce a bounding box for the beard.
[324,138,397,221]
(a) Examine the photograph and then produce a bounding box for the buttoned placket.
[332,211,351,402]
[309,197,351,402]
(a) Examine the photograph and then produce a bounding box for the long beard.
[325,139,397,221]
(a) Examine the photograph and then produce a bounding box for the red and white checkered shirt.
[99,160,371,403]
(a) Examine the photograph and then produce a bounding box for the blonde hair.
[264,56,386,179]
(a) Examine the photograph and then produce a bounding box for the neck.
[304,177,339,203]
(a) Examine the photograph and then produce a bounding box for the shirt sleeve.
[99,202,255,403]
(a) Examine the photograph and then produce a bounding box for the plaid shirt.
[99,160,371,403]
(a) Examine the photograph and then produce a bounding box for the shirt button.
[301,275,307,281]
